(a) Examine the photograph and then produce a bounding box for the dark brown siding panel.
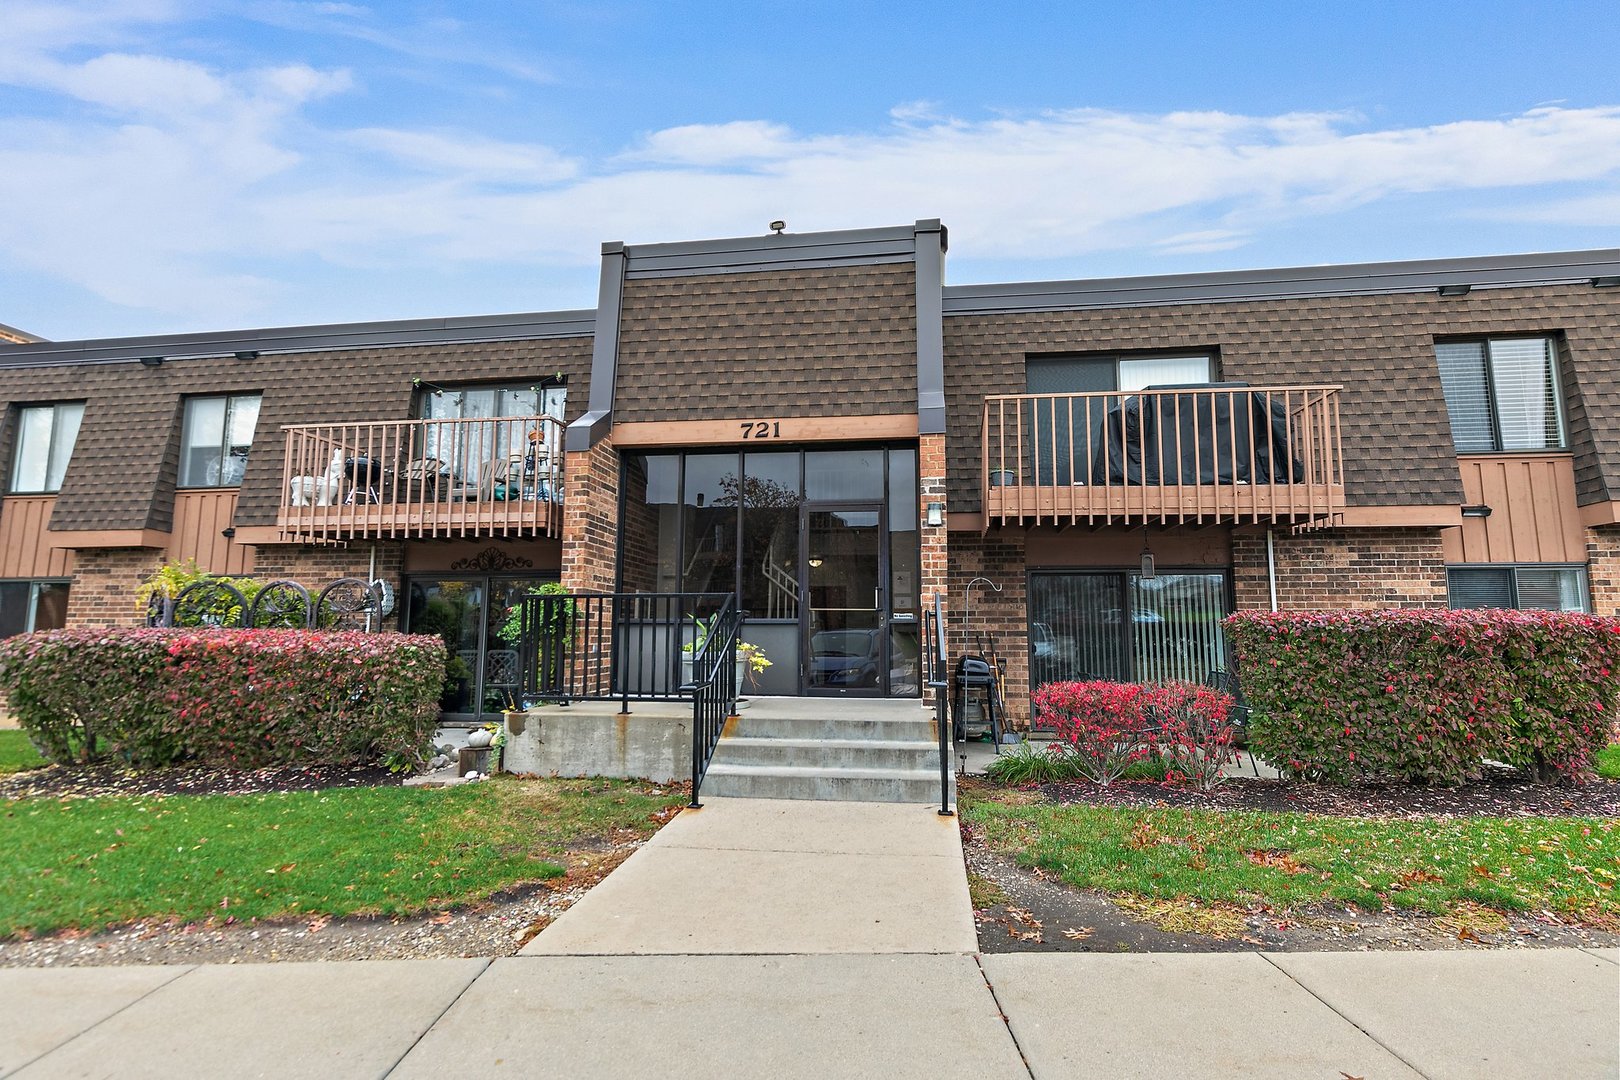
[0,336,593,533]
[943,283,1620,513]
[613,263,918,422]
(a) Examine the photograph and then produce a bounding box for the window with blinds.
[1028,570,1230,689]
[1434,337,1563,453]
[1447,566,1587,612]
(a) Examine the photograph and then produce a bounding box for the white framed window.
[180,394,261,487]
[9,403,85,493]
[1435,337,1564,453]
[1447,565,1588,612]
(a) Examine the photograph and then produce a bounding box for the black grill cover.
[1089,385,1305,486]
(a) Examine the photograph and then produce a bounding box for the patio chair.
[399,457,444,501]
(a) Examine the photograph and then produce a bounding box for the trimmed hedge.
[0,628,446,771]
[1225,609,1620,785]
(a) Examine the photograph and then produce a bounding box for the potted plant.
[735,640,772,707]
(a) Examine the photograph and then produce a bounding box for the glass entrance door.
[803,504,885,695]
[404,574,553,722]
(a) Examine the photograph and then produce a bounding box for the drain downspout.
[367,543,378,632]
[1265,528,1279,613]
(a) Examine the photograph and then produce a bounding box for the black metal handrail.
[684,594,741,808]
[518,591,734,710]
[924,593,953,816]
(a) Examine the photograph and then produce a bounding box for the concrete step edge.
[703,763,945,781]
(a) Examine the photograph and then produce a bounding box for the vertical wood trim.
[0,496,75,578]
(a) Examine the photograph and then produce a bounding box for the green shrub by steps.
[0,628,445,771]
[1226,609,1620,785]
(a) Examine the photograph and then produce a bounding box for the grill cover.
[1090,384,1304,486]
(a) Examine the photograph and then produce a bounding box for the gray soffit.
[620,224,921,279]
[0,310,596,370]
[942,249,1620,315]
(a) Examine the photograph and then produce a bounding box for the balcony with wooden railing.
[982,385,1344,528]
[277,415,564,541]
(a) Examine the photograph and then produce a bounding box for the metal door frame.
[799,500,889,697]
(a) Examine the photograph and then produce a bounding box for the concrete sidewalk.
[2,949,1614,1078]
[521,796,978,955]
[1,797,1615,1077]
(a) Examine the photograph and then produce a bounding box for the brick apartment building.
[3,222,1618,724]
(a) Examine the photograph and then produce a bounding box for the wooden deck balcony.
[982,385,1345,528]
[276,415,564,542]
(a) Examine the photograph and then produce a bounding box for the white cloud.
[2,15,1620,329]
[347,128,578,182]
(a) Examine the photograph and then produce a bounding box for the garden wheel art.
[170,579,250,628]
[316,577,386,632]
[248,580,314,629]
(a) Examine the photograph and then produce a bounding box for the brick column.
[64,548,165,628]
[560,437,620,594]
[948,531,1029,726]
[918,433,951,707]
[1586,525,1620,615]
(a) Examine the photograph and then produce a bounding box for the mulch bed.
[0,762,401,801]
[1033,769,1620,818]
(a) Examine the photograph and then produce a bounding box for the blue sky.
[3,1,1619,339]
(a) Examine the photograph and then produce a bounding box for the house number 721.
[740,421,782,439]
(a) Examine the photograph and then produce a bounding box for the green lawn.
[962,787,1620,924]
[0,731,46,774]
[0,776,685,938]
[1597,745,1620,781]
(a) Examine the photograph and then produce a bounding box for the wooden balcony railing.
[982,385,1344,528]
[277,415,564,541]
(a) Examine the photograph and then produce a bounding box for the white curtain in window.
[1118,355,1212,391]
[10,407,54,491]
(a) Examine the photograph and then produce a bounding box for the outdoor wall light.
[1139,524,1156,580]
[1592,276,1620,288]
[234,350,260,361]
[770,220,786,234]
[139,355,164,367]
[1436,284,1472,297]
[926,501,944,527]
[808,555,824,568]
[1461,504,1493,518]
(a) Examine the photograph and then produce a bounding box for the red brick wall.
[1232,527,1449,611]
[1585,526,1620,615]
[947,530,1030,724]
[919,435,949,704]
[64,548,160,628]
[250,543,401,588]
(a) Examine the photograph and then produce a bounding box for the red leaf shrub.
[0,628,446,771]
[1154,682,1239,792]
[1034,680,1156,785]
[1225,609,1620,785]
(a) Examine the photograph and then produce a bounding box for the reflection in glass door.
[404,574,553,722]
[804,505,884,695]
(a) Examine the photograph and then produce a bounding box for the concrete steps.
[703,700,952,805]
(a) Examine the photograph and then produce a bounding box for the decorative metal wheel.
[143,590,171,628]
[171,579,249,629]
[248,580,313,629]
[315,577,385,632]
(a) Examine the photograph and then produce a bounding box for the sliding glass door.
[404,574,554,722]
[1028,570,1230,690]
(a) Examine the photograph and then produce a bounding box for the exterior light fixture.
[808,555,823,569]
[769,220,786,234]
[926,502,944,527]
[1592,276,1620,288]
[139,355,164,367]
[1436,284,1471,297]
[1139,524,1156,580]
[1461,504,1492,518]
[234,350,259,361]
